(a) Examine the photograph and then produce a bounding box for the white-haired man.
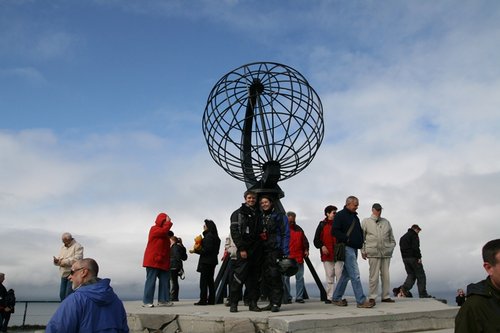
[53,232,83,300]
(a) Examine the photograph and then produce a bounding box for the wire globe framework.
[202,62,324,186]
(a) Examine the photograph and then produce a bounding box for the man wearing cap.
[361,203,396,305]
[395,224,432,298]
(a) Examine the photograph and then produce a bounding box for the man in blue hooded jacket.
[46,258,129,333]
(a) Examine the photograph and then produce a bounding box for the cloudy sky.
[1,0,499,301]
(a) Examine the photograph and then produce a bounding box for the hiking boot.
[357,300,375,308]
[249,302,261,312]
[332,299,348,306]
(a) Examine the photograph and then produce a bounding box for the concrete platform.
[124,298,458,333]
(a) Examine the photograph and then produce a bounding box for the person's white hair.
[62,232,73,239]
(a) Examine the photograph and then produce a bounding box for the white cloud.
[0,67,47,84]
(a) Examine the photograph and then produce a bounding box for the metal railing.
[9,300,59,328]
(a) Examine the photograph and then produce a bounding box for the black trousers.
[0,311,11,332]
[170,269,180,301]
[262,250,283,306]
[198,263,216,304]
[230,248,262,306]
[402,257,428,297]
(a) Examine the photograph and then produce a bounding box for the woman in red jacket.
[142,212,173,307]
[313,205,344,303]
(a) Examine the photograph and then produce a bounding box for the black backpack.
[5,289,15,313]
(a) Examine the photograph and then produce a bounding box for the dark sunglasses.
[70,267,85,276]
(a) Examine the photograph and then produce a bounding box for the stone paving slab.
[124,298,458,333]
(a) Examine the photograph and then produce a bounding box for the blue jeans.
[59,277,73,301]
[332,246,366,304]
[284,263,305,300]
[143,267,171,304]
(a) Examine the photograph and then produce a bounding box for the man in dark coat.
[229,190,263,313]
[0,273,14,333]
[331,196,373,308]
[455,238,500,332]
[395,224,431,298]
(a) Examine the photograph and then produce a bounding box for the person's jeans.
[295,263,305,299]
[283,263,305,301]
[143,267,170,304]
[332,246,366,304]
[59,277,73,301]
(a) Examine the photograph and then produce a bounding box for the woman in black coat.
[193,219,221,305]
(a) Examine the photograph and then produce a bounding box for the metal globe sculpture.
[202,62,324,193]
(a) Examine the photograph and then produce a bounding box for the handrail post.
[22,301,29,327]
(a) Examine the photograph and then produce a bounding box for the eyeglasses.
[70,267,85,276]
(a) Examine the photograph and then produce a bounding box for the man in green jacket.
[455,239,500,332]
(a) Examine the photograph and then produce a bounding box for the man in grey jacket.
[361,203,396,305]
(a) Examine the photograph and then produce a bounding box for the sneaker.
[157,301,173,307]
[357,300,375,308]
[324,299,332,304]
[332,299,348,307]
[142,303,154,308]
[271,304,280,312]
[230,305,238,313]
[381,298,395,303]
[295,299,305,303]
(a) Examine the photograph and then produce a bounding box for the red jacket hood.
[155,213,167,227]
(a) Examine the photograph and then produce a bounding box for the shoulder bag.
[334,219,356,262]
